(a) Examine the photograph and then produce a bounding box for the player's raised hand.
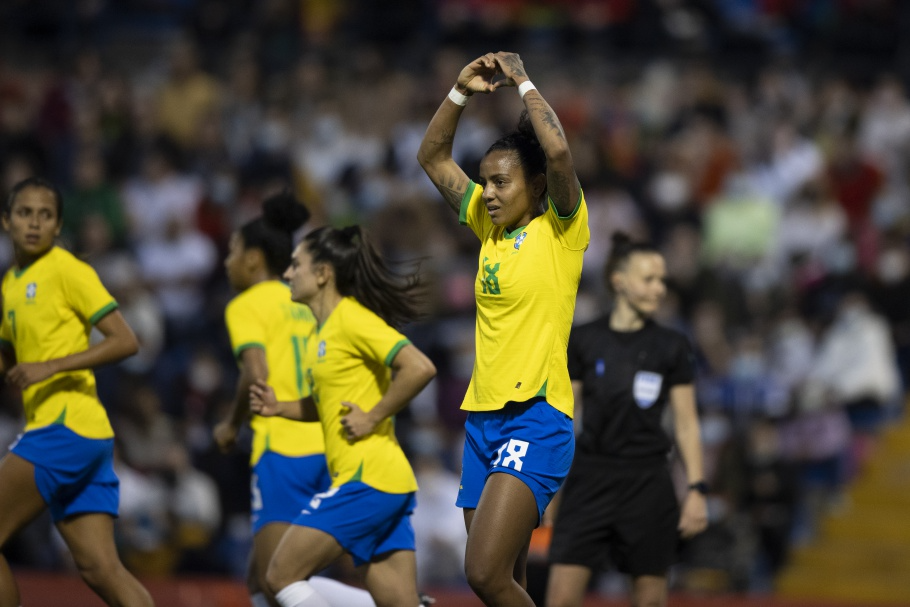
[456,53,505,96]
[492,51,529,87]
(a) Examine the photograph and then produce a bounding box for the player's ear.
[314,261,334,288]
[611,270,624,295]
[245,247,265,271]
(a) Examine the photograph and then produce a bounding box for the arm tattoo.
[526,98,565,139]
[502,56,527,79]
[429,128,455,147]
[436,173,467,214]
[548,171,571,211]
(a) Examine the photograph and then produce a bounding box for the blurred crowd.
[1,0,909,596]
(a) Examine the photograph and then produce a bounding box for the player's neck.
[309,289,343,328]
[610,301,647,332]
[14,246,52,270]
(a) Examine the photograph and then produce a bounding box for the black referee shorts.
[548,456,680,577]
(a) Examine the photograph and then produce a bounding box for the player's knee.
[264,558,295,596]
[74,555,119,591]
[464,559,509,598]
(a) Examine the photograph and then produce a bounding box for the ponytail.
[603,232,659,294]
[303,225,423,328]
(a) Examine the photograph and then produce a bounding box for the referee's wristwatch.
[687,481,709,495]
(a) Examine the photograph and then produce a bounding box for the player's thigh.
[465,472,538,576]
[463,507,475,534]
[55,512,123,572]
[545,564,592,607]
[362,549,417,607]
[252,522,290,581]
[269,525,344,585]
[0,453,46,546]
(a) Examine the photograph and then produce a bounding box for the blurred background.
[1,0,909,605]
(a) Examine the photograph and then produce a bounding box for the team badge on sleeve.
[633,371,663,409]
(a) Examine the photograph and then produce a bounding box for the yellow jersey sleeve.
[458,181,490,241]
[347,310,411,369]
[61,256,118,325]
[545,190,589,251]
[225,293,267,359]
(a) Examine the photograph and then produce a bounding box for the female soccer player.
[545,232,708,607]
[417,52,589,606]
[249,225,436,607]
[0,177,154,607]
[216,192,384,607]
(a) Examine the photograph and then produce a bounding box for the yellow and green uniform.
[0,247,118,439]
[224,280,325,466]
[459,181,589,418]
[305,296,416,494]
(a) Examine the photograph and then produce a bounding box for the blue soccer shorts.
[456,398,575,523]
[10,425,119,522]
[292,481,416,566]
[251,450,331,534]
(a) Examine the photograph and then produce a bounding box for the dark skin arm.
[213,346,269,452]
[494,51,581,217]
[5,310,138,390]
[417,53,505,215]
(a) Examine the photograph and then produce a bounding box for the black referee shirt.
[567,316,695,461]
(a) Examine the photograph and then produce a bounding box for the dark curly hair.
[239,191,310,276]
[484,110,547,216]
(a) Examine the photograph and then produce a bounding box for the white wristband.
[448,86,469,107]
[518,81,537,99]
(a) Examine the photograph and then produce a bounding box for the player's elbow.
[415,355,437,386]
[120,331,140,359]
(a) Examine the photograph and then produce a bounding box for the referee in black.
[545,232,708,607]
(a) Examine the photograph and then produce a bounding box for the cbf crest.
[633,371,663,409]
[317,340,326,358]
[25,282,37,302]
[514,231,528,250]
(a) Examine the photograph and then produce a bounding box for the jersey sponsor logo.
[633,371,663,409]
[514,231,528,250]
[481,257,501,295]
[493,438,529,472]
[25,282,37,302]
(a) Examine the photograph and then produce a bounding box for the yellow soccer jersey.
[305,296,417,494]
[225,280,325,466]
[459,181,589,418]
[0,247,118,439]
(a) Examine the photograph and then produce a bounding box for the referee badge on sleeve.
[633,371,663,409]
